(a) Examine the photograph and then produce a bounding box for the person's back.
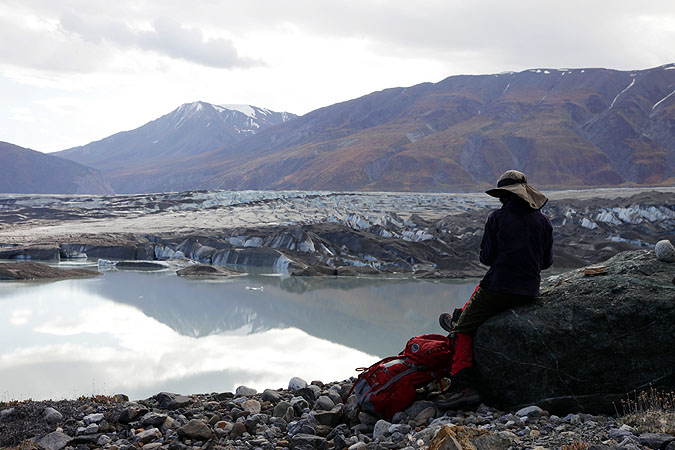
[479,194,553,297]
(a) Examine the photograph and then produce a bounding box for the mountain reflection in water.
[105,272,477,357]
[0,269,477,400]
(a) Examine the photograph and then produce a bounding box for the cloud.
[57,10,259,69]
[137,18,260,69]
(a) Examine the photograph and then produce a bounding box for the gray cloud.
[137,18,259,69]
[0,15,103,73]
[1,0,673,75]
[58,11,259,69]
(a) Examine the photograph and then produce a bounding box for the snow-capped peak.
[218,104,257,118]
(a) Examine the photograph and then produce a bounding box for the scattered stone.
[314,395,335,411]
[140,411,168,427]
[229,421,247,439]
[0,368,662,450]
[639,433,675,449]
[289,377,308,392]
[655,239,675,262]
[515,405,544,418]
[117,403,148,423]
[373,419,392,441]
[289,433,328,450]
[43,407,63,423]
[83,412,104,424]
[155,392,192,410]
[136,427,162,444]
[36,431,71,450]
[243,399,262,414]
[235,385,257,397]
[262,389,282,403]
[178,419,212,441]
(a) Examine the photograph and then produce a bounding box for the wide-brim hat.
[486,170,548,210]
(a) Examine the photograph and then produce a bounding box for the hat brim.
[486,183,548,210]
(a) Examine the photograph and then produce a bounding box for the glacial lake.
[0,263,477,402]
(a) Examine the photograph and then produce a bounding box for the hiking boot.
[435,387,481,410]
[438,312,454,333]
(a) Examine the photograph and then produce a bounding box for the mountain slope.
[55,102,296,193]
[58,64,675,193]
[183,64,673,191]
[0,142,114,194]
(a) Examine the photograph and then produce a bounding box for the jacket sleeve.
[541,215,554,270]
[479,214,497,266]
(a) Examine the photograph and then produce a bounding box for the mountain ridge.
[55,102,297,193]
[0,141,114,195]
[57,64,675,193]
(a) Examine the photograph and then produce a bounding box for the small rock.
[141,411,168,427]
[288,417,318,437]
[156,392,192,410]
[413,406,437,426]
[289,376,308,392]
[655,240,675,262]
[312,405,343,427]
[0,408,15,420]
[117,403,149,423]
[37,431,72,450]
[314,395,335,411]
[609,427,633,440]
[97,435,112,446]
[243,399,262,414]
[289,433,328,450]
[307,384,321,398]
[143,443,162,450]
[214,420,233,433]
[136,427,162,444]
[358,411,379,426]
[348,443,367,450]
[273,401,295,422]
[515,405,544,418]
[639,433,675,449]
[373,419,392,441]
[262,389,282,403]
[229,421,247,439]
[83,412,104,424]
[235,385,257,396]
[178,418,212,441]
[44,407,63,423]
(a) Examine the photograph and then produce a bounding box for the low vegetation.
[617,386,675,434]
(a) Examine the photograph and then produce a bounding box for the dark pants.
[453,286,534,335]
[450,286,534,388]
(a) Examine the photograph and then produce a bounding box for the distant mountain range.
[9,63,675,194]
[55,102,296,193]
[0,141,113,195]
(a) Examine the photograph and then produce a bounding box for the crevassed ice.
[596,206,675,224]
[580,218,598,229]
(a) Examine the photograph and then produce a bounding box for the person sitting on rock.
[438,169,553,409]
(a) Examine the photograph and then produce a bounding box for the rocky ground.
[0,261,100,280]
[1,378,673,450]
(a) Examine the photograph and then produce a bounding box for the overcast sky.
[1,0,674,152]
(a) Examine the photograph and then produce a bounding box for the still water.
[0,265,477,401]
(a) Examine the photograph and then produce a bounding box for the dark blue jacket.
[479,197,553,296]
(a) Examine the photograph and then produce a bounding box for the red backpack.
[348,334,453,419]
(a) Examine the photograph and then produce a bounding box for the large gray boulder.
[474,250,675,414]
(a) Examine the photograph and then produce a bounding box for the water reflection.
[0,271,477,401]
